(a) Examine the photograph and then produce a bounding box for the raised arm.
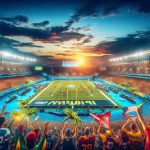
[122,119,130,132]
[136,107,148,131]
[97,125,101,134]
[42,122,48,137]
[34,122,49,149]
[134,117,143,133]
[92,126,96,136]
[61,123,66,138]
[0,104,7,117]
[73,126,78,138]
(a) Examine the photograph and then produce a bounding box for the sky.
[0,0,150,64]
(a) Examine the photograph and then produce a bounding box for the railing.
[0,79,46,97]
[127,73,150,79]
[108,73,150,80]
[0,72,32,78]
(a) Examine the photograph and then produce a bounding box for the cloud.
[0,21,50,39]
[50,25,69,34]
[75,27,91,32]
[66,0,150,26]
[0,21,87,43]
[50,32,86,42]
[0,36,20,45]
[0,15,28,24]
[0,36,43,50]
[56,53,73,56]
[82,35,94,44]
[32,20,49,27]
[38,55,54,59]
[0,42,36,58]
[95,30,150,54]
[14,42,44,48]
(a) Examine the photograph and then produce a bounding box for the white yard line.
[51,82,62,97]
[80,81,93,97]
[88,81,117,106]
[29,81,54,104]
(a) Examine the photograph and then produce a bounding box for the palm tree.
[18,98,31,109]
[23,108,37,117]
[22,107,37,127]
[10,110,26,123]
[61,108,82,125]
[10,108,37,126]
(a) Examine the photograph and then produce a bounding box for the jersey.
[119,142,130,150]
[78,135,95,150]
[145,128,150,150]
[125,131,143,150]
[104,137,116,150]
[0,128,11,150]
[63,138,75,150]
[119,136,130,150]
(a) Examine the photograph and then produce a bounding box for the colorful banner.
[90,112,111,128]
[29,100,116,108]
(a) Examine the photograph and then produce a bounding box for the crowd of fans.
[107,61,150,74]
[0,105,150,150]
[103,76,150,95]
[0,62,30,75]
[0,76,40,92]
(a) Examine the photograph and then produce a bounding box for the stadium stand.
[102,76,150,95]
[0,76,41,92]
[107,61,150,75]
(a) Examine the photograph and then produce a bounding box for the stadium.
[0,0,150,150]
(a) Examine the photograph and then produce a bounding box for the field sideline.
[33,80,111,101]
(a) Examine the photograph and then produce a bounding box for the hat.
[26,131,39,149]
[0,117,5,126]
[106,130,112,137]
[18,124,25,133]
[66,128,71,136]
[26,131,37,143]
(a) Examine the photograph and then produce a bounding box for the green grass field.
[34,80,109,101]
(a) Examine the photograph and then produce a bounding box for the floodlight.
[133,52,144,57]
[1,51,36,62]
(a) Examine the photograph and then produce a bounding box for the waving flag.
[122,113,137,120]
[123,106,138,114]
[34,115,39,121]
[15,138,20,150]
[41,138,47,150]
[122,104,143,119]
[90,112,111,129]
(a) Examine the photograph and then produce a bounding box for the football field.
[34,80,111,100]
[29,80,117,108]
